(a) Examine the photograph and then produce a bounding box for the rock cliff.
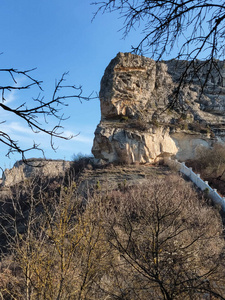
[92,52,225,163]
[1,159,71,187]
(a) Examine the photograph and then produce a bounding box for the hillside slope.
[0,163,225,299]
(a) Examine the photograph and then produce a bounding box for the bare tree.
[0,67,93,161]
[93,0,225,107]
[99,175,225,299]
[1,173,225,299]
[0,177,111,300]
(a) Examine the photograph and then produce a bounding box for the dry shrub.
[192,143,225,178]
[93,175,225,299]
[71,153,93,176]
[0,257,24,299]
[0,174,225,299]
[164,157,181,171]
[127,119,150,131]
[186,143,225,196]
[0,181,112,300]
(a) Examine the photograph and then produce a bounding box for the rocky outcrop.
[99,52,174,122]
[1,159,71,187]
[92,52,225,163]
[92,123,177,164]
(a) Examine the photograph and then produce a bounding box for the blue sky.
[0,0,145,170]
[1,1,212,171]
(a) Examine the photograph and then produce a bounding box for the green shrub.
[120,115,129,122]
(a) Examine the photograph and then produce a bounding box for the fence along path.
[166,158,225,211]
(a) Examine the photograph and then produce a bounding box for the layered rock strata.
[93,123,177,164]
[92,52,225,163]
[1,159,71,187]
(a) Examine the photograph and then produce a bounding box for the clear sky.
[0,0,146,171]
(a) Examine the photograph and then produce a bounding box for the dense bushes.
[187,143,225,195]
[0,174,225,299]
[71,153,94,176]
[193,143,225,177]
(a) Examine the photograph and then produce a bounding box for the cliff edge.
[92,52,225,163]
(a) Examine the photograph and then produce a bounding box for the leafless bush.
[126,119,150,131]
[0,174,225,299]
[94,175,225,299]
[191,143,225,178]
[71,153,94,177]
[0,179,111,300]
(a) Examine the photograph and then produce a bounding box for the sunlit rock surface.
[92,52,225,163]
[92,122,177,164]
[1,159,71,187]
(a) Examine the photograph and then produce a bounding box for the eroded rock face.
[92,122,177,164]
[92,52,225,163]
[171,132,213,161]
[100,52,173,121]
[2,159,71,187]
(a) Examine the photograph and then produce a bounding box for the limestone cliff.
[93,123,177,164]
[92,52,225,163]
[1,159,71,187]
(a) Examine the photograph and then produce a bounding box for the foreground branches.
[93,0,225,61]
[0,68,94,160]
[93,0,225,107]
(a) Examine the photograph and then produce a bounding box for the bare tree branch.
[0,68,96,161]
[93,0,225,109]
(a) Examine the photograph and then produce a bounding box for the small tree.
[99,175,225,299]
[190,143,225,177]
[0,178,111,300]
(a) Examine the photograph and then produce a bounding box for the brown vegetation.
[186,143,225,196]
[0,173,225,299]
